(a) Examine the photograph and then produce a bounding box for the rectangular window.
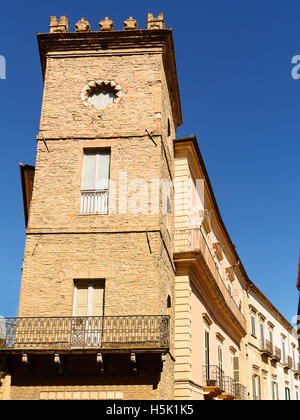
[260,322,264,348]
[204,330,210,381]
[292,349,296,370]
[73,281,105,317]
[251,315,256,337]
[72,281,105,348]
[252,374,261,400]
[205,330,210,366]
[217,346,223,372]
[272,381,279,400]
[285,387,291,401]
[269,329,273,345]
[282,341,286,364]
[80,150,110,214]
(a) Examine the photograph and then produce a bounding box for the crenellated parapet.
[75,18,91,33]
[147,13,165,30]
[48,13,166,33]
[49,16,69,33]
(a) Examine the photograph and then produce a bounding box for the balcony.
[234,383,248,400]
[174,228,247,335]
[293,363,300,378]
[283,356,293,370]
[0,315,170,353]
[80,190,109,215]
[218,376,235,400]
[260,339,273,357]
[270,346,281,362]
[203,365,224,398]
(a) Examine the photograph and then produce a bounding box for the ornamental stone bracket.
[75,18,91,33]
[48,13,167,34]
[49,16,69,33]
[123,17,138,31]
[99,17,114,32]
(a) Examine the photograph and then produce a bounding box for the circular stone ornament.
[81,80,122,109]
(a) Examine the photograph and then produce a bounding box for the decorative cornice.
[202,313,213,326]
[249,304,258,313]
[258,312,266,322]
[216,332,225,342]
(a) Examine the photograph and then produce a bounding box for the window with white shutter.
[80,150,111,214]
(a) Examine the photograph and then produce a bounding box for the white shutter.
[82,153,96,190]
[95,151,110,191]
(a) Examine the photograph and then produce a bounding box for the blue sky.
[0,0,299,324]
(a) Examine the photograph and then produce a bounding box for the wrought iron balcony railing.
[175,229,246,333]
[282,355,293,369]
[234,383,247,400]
[223,376,235,397]
[0,315,169,351]
[203,365,225,391]
[260,339,273,356]
[271,346,281,362]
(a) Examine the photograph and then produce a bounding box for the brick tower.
[0,13,182,400]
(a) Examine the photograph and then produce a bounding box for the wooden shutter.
[257,376,261,400]
[91,283,104,316]
[252,374,256,400]
[251,315,256,336]
[233,357,239,382]
[74,283,89,316]
[260,323,264,346]
[205,331,210,366]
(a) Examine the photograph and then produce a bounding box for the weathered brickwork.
[40,53,163,139]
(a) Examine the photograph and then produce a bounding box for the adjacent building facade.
[247,284,299,400]
[0,14,299,400]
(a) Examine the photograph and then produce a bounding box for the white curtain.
[82,151,110,191]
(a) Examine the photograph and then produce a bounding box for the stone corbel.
[130,353,137,374]
[22,354,32,374]
[97,353,105,374]
[54,354,63,375]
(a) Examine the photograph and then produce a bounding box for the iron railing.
[80,190,109,214]
[203,365,224,390]
[234,383,247,400]
[271,346,281,362]
[175,228,246,331]
[0,315,169,351]
[282,355,293,369]
[260,339,273,356]
[223,376,235,397]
